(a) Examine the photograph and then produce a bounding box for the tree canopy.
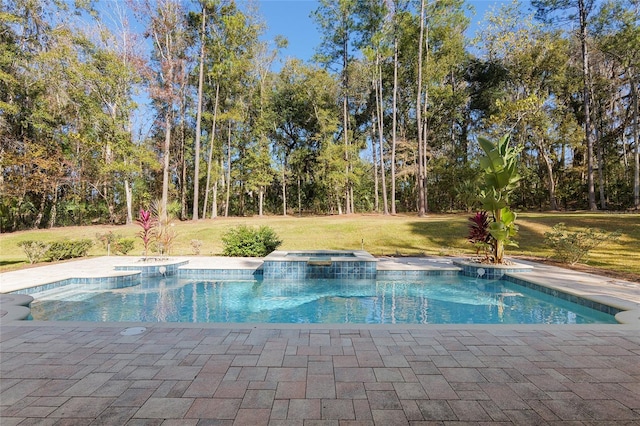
[1,0,638,232]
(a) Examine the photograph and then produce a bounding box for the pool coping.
[1,255,639,326]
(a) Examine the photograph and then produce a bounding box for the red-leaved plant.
[468,211,491,259]
[136,209,156,257]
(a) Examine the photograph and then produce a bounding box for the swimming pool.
[27,275,617,324]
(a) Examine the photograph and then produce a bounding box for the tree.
[416,0,426,216]
[418,0,469,213]
[594,0,640,209]
[357,0,391,214]
[533,0,598,210]
[313,0,359,214]
[190,2,207,220]
[479,1,578,210]
[137,0,189,217]
[81,3,145,225]
[270,60,339,214]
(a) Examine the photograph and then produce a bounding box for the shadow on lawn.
[407,220,468,254]
[0,260,24,267]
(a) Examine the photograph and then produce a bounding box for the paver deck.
[1,323,639,425]
[1,256,640,424]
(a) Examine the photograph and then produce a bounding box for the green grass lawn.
[1,212,638,280]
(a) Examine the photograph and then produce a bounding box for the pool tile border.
[115,259,189,277]
[9,271,141,295]
[453,259,534,279]
[179,268,263,279]
[503,274,623,317]
[377,269,460,279]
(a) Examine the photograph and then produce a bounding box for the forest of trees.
[1,0,638,232]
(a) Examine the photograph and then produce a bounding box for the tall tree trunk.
[350,186,354,214]
[579,0,597,211]
[104,141,116,224]
[203,84,219,218]
[370,113,379,212]
[161,110,172,215]
[634,82,639,209]
[376,58,389,215]
[48,184,58,228]
[282,165,287,216]
[180,100,187,220]
[33,191,46,229]
[343,95,350,215]
[538,140,558,210]
[211,179,218,218]
[416,0,426,217]
[259,187,264,216]
[298,176,302,216]
[342,19,351,215]
[192,6,207,221]
[422,24,431,214]
[391,35,398,215]
[225,123,231,217]
[125,179,133,224]
[596,125,606,209]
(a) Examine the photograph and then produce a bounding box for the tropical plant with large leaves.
[477,134,521,264]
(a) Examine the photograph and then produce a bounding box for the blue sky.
[257,0,321,64]
[253,0,510,65]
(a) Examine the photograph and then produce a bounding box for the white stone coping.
[264,249,378,262]
[0,294,34,321]
[452,259,535,270]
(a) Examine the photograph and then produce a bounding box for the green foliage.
[477,134,521,263]
[1,0,639,225]
[45,239,93,262]
[17,241,50,264]
[478,134,521,209]
[95,231,134,255]
[115,239,135,255]
[222,225,282,257]
[544,223,622,265]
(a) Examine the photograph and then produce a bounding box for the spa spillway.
[262,250,378,280]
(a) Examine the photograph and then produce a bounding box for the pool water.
[27,275,617,324]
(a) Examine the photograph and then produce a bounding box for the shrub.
[544,223,621,265]
[150,200,178,255]
[222,225,282,257]
[96,231,118,252]
[96,232,134,255]
[467,211,491,259]
[191,239,203,255]
[45,239,93,262]
[114,238,135,255]
[18,240,50,264]
[136,209,156,257]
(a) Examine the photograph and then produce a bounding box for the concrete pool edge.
[1,255,639,326]
[0,294,33,321]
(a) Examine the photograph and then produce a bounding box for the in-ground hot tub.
[263,250,378,279]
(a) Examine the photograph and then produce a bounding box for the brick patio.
[1,322,639,425]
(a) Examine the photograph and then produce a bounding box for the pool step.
[31,284,95,302]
